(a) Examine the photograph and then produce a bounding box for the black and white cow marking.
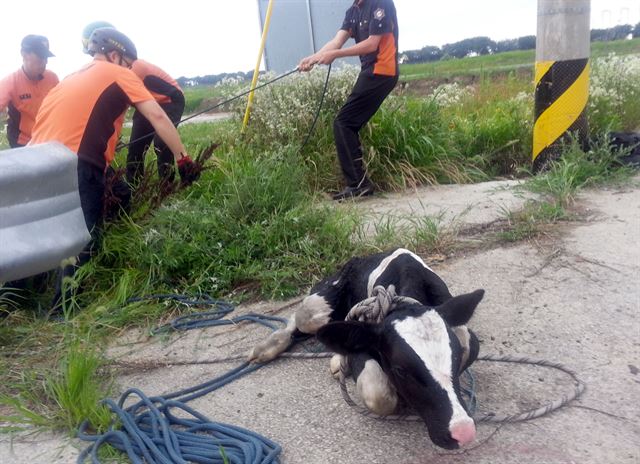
[249,248,483,449]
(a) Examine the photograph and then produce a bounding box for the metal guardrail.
[0,142,90,282]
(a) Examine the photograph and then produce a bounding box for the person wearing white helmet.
[82,21,187,186]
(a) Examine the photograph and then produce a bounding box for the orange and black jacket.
[342,0,399,77]
[131,59,183,106]
[30,60,153,171]
[0,68,58,147]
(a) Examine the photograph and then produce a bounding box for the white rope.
[335,353,586,424]
[346,285,421,323]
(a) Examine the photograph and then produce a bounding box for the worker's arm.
[323,34,382,62]
[298,30,351,71]
[133,99,187,162]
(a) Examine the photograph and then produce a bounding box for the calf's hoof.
[329,354,349,379]
[248,329,292,363]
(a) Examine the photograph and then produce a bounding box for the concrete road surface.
[1,179,639,464]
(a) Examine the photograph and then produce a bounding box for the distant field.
[399,38,640,81]
[181,39,640,113]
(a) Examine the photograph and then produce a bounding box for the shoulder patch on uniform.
[374,8,385,20]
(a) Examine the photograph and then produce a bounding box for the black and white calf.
[249,248,484,450]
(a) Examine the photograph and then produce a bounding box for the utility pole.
[533,0,591,171]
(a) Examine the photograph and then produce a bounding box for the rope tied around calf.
[346,285,421,323]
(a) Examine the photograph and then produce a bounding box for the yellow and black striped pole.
[533,0,591,171]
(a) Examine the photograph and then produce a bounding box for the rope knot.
[346,285,421,323]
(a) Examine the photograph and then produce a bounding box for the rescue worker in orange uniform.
[298,0,399,201]
[0,35,59,148]
[127,59,185,185]
[30,28,197,312]
[81,22,186,186]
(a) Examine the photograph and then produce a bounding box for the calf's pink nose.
[451,422,476,447]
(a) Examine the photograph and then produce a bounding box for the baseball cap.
[21,35,55,59]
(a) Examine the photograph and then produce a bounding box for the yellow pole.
[242,0,275,132]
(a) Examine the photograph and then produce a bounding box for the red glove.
[177,155,200,185]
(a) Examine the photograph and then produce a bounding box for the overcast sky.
[0,0,637,80]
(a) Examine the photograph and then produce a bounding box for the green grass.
[400,38,640,81]
[182,80,247,114]
[44,344,112,433]
[182,85,220,114]
[526,137,636,206]
[1,342,112,433]
[497,200,570,242]
[494,135,636,243]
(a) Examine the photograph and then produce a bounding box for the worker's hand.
[177,155,200,186]
[298,51,337,72]
[314,50,337,66]
[298,54,319,72]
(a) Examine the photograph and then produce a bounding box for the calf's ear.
[317,321,380,355]
[435,289,484,327]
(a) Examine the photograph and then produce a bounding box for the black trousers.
[126,95,185,185]
[333,72,398,188]
[51,159,105,310]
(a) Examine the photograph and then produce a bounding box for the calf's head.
[317,289,484,450]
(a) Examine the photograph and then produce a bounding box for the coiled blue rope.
[77,388,281,464]
[78,296,284,463]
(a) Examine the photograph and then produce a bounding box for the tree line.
[401,23,640,64]
[176,71,256,88]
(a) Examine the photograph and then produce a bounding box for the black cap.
[21,35,55,59]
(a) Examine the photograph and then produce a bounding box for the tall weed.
[589,54,640,132]
[526,137,635,206]
[45,344,112,433]
[87,148,363,301]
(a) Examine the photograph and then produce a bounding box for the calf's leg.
[351,354,398,416]
[248,316,297,363]
[248,292,335,363]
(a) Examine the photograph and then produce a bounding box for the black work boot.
[332,184,375,201]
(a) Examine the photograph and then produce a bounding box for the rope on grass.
[118,63,331,153]
[116,67,300,151]
[123,294,287,334]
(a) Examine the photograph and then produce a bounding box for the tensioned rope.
[117,64,332,153]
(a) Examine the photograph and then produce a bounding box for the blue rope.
[77,389,281,464]
[78,297,285,463]
[123,294,287,335]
